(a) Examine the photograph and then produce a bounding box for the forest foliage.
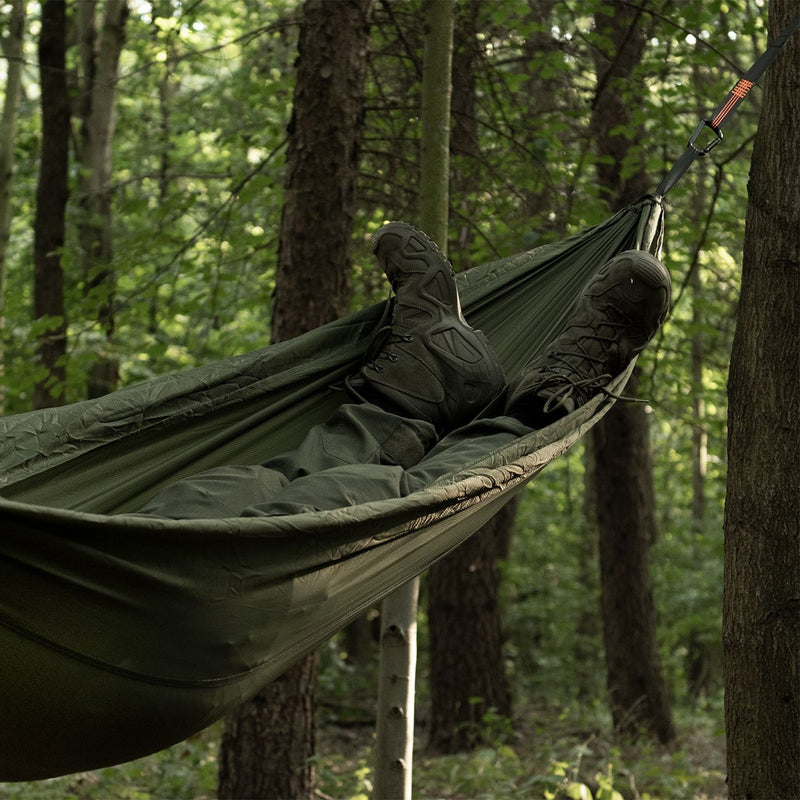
[0,0,774,796]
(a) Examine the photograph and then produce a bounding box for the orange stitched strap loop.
[711,79,755,127]
[655,13,800,198]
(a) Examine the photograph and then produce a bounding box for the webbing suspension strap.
[654,11,800,198]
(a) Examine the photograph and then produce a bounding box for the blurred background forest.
[0,0,775,797]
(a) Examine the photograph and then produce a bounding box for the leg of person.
[261,402,435,481]
[134,222,505,519]
[133,403,437,519]
[240,246,672,514]
[407,248,672,490]
[504,248,671,427]
[346,221,505,432]
[239,462,413,516]
[238,223,509,515]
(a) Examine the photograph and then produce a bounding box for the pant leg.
[132,464,291,519]
[240,462,413,516]
[133,403,437,519]
[240,414,533,517]
[405,414,532,490]
[261,403,437,477]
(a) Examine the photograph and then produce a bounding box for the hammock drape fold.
[0,197,663,780]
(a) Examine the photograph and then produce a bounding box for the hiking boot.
[505,249,671,428]
[346,222,505,431]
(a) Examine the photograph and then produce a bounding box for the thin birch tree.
[76,0,129,398]
[373,1,453,796]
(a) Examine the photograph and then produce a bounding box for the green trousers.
[136,402,531,519]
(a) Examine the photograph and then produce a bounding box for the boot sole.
[593,250,671,296]
[372,222,465,320]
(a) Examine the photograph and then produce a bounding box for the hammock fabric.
[0,197,663,780]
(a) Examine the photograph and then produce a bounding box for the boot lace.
[357,296,415,374]
[363,329,414,373]
[537,312,647,412]
[536,321,624,412]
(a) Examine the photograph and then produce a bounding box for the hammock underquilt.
[0,197,663,780]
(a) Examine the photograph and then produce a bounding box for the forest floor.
[316,701,727,800]
[0,702,727,800]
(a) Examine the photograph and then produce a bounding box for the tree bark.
[575,437,601,703]
[686,161,711,705]
[76,0,129,398]
[0,0,27,414]
[427,0,512,755]
[689,65,711,539]
[218,654,320,800]
[33,0,70,409]
[589,0,675,743]
[148,0,177,337]
[271,0,372,340]
[428,498,514,752]
[690,226,707,534]
[723,1,800,795]
[218,2,372,798]
[595,370,674,743]
[373,577,419,800]
[374,0,454,785]
[417,0,453,243]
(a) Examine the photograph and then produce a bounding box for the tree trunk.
[76,0,129,398]
[689,65,711,539]
[373,577,419,800]
[428,498,514,752]
[270,0,372,339]
[374,0,453,788]
[417,0,453,242]
[519,0,563,229]
[589,0,675,743]
[723,1,800,795]
[148,0,176,337]
[218,654,320,800]
[217,2,372,798]
[575,437,601,703]
[0,0,27,414]
[33,0,70,409]
[690,227,707,534]
[427,0,512,755]
[595,370,674,743]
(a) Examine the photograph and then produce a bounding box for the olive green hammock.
[3,17,797,779]
[0,198,663,780]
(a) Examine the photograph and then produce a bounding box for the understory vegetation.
[0,703,726,800]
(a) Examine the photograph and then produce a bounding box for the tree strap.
[655,12,800,198]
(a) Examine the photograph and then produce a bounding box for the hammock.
[0,197,663,780]
[4,14,798,779]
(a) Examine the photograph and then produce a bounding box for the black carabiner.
[688,119,723,156]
